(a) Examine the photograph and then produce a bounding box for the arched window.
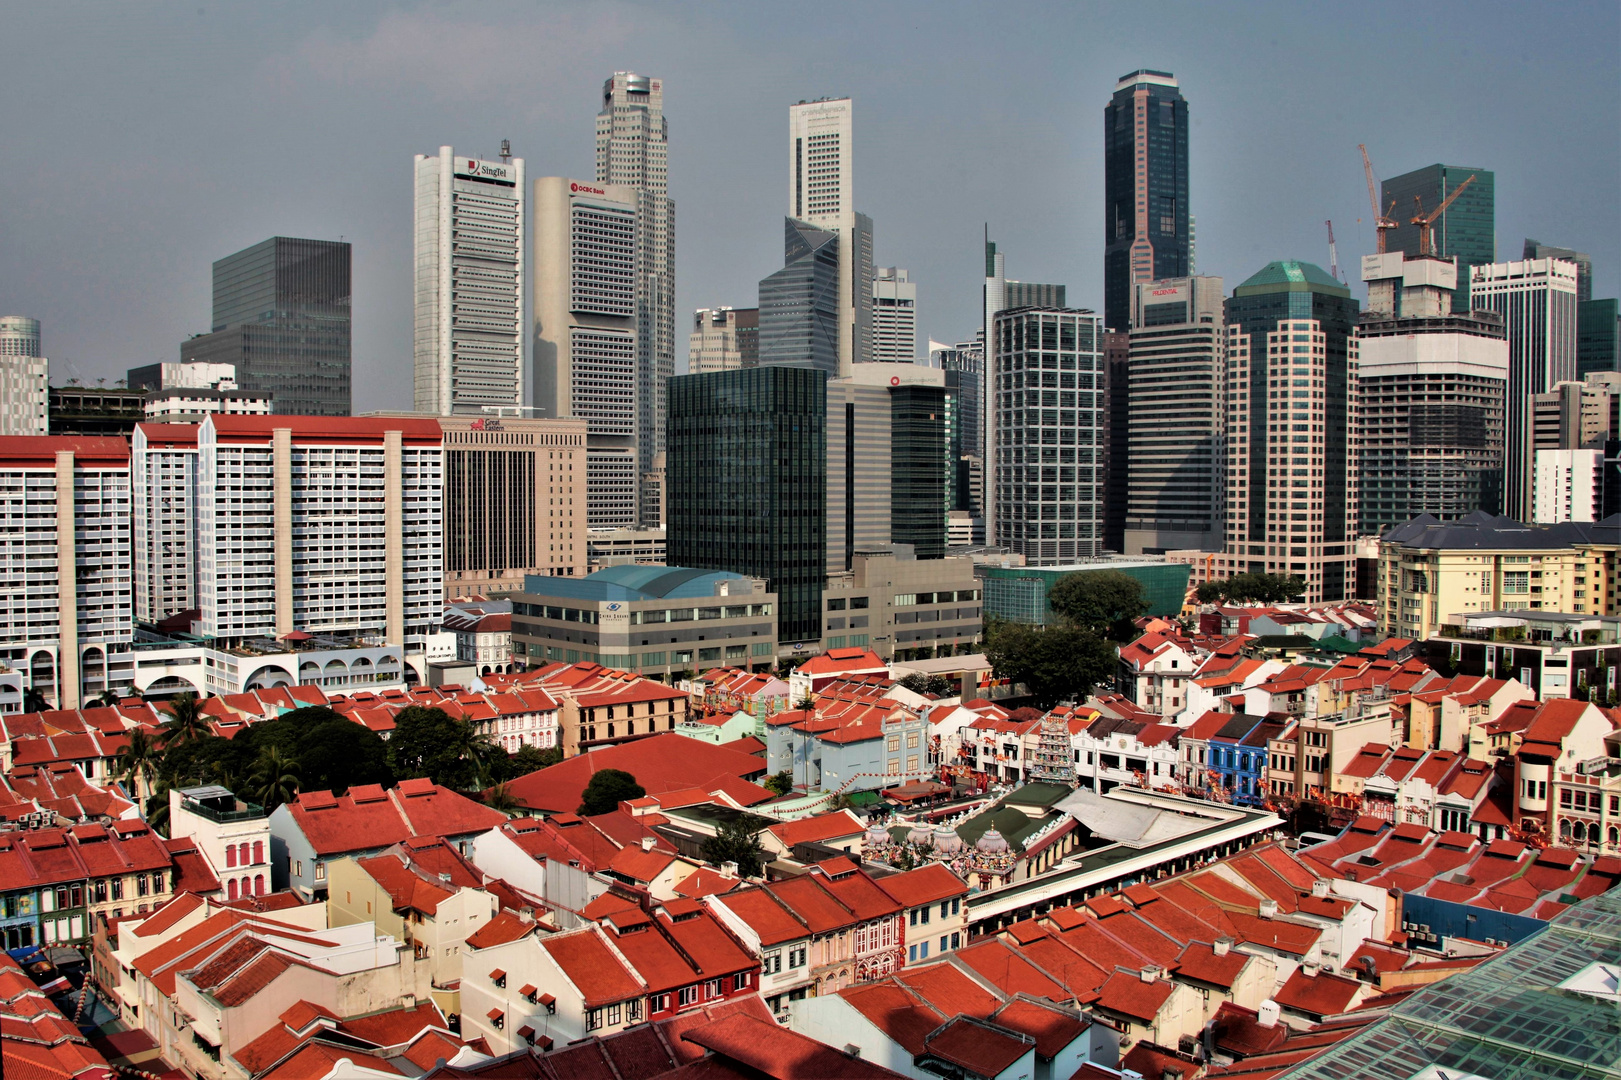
[226,845,237,868]
[254,874,264,896]
[1609,826,1619,847]
[253,840,263,864]
[227,878,238,900]
[1560,819,1572,839]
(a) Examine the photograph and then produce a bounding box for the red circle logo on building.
[890,376,900,386]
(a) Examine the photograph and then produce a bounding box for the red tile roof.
[874,863,968,909]
[539,927,644,1007]
[1274,967,1363,1018]
[678,1011,908,1079]
[504,733,770,813]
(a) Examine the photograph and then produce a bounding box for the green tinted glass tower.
[1382,165,1494,314]
[667,366,827,645]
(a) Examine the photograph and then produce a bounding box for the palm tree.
[116,728,162,808]
[248,746,301,810]
[485,782,520,815]
[159,692,210,748]
[444,721,500,791]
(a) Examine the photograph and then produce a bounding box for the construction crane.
[1326,220,1341,282]
[1410,174,1476,257]
[1359,144,1399,253]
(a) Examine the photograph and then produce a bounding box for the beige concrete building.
[1377,514,1620,640]
[533,175,641,529]
[689,307,758,374]
[376,412,587,596]
[821,550,983,662]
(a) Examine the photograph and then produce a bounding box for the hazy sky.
[3,1,1616,411]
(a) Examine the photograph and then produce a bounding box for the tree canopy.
[238,706,393,795]
[898,673,956,697]
[578,769,645,816]
[386,706,499,792]
[1195,572,1307,605]
[762,770,793,796]
[701,817,767,878]
[1047,570,1149,639]
[985,621,1116,710]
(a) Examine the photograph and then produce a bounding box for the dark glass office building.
[757,219,840,375]
[180,237,352,415]
[667,366,827,645]
[1382,165,1494,314]
[1578,298,1620,378]
[888,385,949,560]
[1104,70,1190,332]
[940,349,983,513]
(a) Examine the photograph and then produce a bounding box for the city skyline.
[2,2,1614,412]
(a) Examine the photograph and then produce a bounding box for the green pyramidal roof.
[1234,260,1349,296]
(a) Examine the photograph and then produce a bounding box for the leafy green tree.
[159,692,211,748]
[387,706,499,791]
[239,706,392,795]
[899,673,955,696]
[1047,570,1149,639]
[158,734,251,792]
[985,621,1116,710]
[701,817,767,878]
[1195,572,1306,605]
[248,746,302,810]
[492,744,561,783]
[577,769,645,816]
[23,687,49,713]
[762,770,794,796]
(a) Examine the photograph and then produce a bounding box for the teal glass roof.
[1233,260,1349,296]
[520,565,756,602]
[1278,887,1621,1078]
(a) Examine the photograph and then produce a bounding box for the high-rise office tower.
[872,268,917,362]
[1382,165,1494,314]
[413,148,525,416]
[1468,258,1579,521]
[668,366,827,646]
[1578,298,1620,379]
[1357,253,1508,534]
[1223,262,1360,603]
[371,411,590,594]
[825,363,949,571]
[931,340,984,516]
[787,98,873,372]
[758,218,843,374]
[1101,330,1131,553]
[1103,70,1190,332]
[983,239,1067,337]
[988,307,1106,564]
[1123,276,1225,554]
[1524,240,1592,302]
[0,316,48,435]
[180,238,352,416]
[689,308,759,374]
[597,72,674,528]
[1533,379,1612,452]
[533,176,641,529]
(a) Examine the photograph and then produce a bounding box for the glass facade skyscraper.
[181,237,351,416]
[988,307,1106,564]
[1578,298,1620,379]
[1382,164,1495,314]
[888,384,948,560]
[667,366,827,646]
[1104,70,1190,332]
[758,218,842,374]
